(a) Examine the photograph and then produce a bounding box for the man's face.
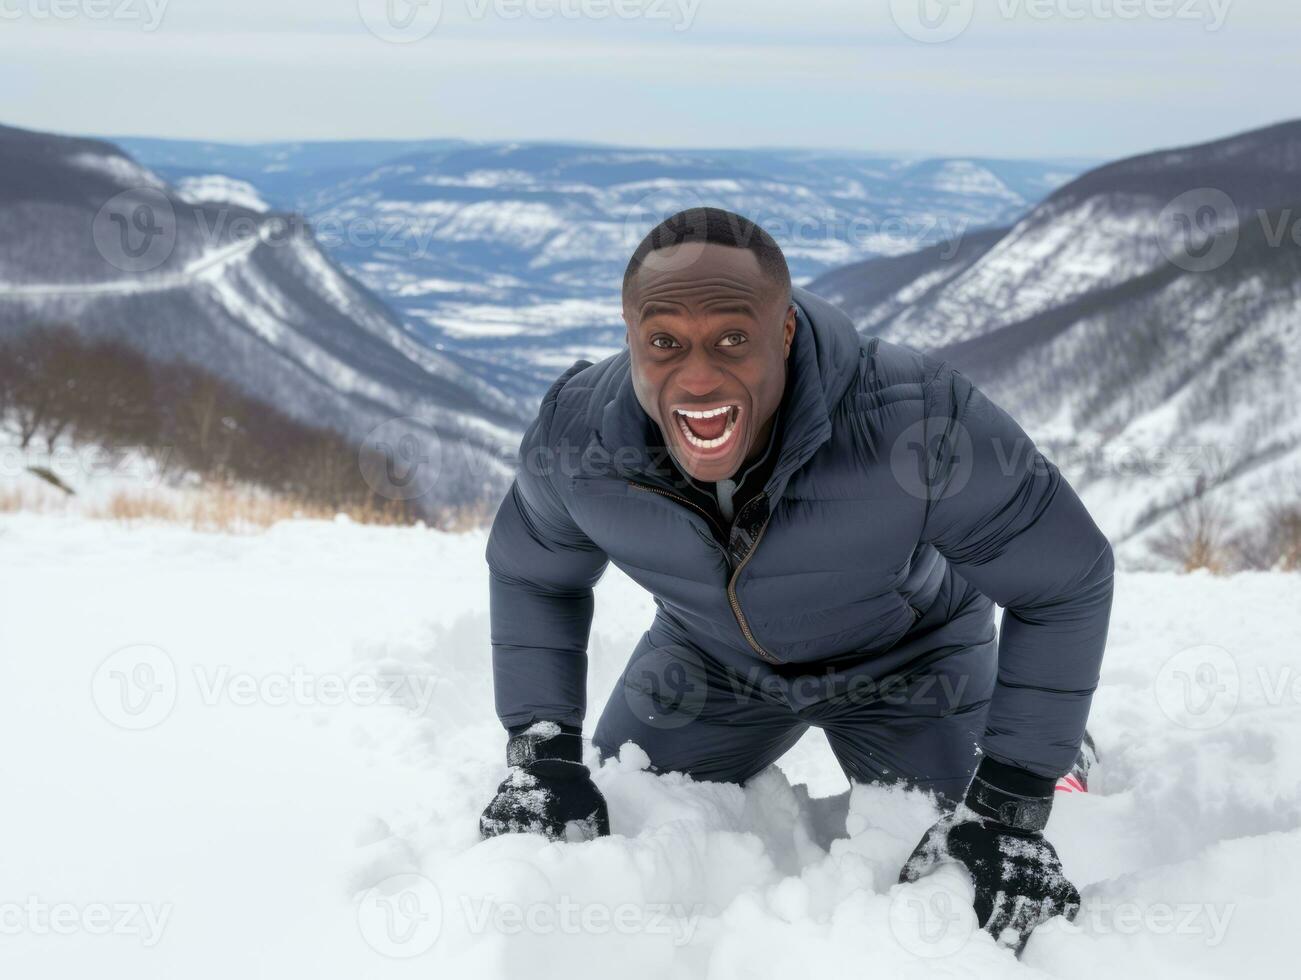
[624,243,796,484]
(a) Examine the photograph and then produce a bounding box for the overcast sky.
[1,0,1298,159]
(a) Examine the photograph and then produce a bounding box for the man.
[480,208,1114,952]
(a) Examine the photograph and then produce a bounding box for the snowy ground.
[1,513,1298,978]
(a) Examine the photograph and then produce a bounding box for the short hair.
[622,207,792,305]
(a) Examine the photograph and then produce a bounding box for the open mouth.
[673,404,741,452]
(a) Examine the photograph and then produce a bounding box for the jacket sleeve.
[485,372,609,733]
[919,362,1114,779]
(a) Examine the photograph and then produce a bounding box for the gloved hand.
[899,757,1081,954]
[479,722,610,842]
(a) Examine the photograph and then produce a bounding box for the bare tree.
[1148,477,1236,572]
[3,328,67,449]
[1231,498,1301,571]
[0,323,426,524]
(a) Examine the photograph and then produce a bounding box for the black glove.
[899,757,1081,954]
[479,723,610,842]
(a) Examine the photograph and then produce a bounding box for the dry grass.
[1231,500,1301,572]
[0,484,70,515]
[87,486,419,532]
[433,498,495,532]
[2,475,491,533]
[1148,486,1235,573]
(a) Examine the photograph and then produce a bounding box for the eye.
[718,332,747,348]
[650,335,681,350]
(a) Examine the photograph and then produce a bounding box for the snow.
[1,513,1297,978]
[66,150,167,190]
[430,297,623,340]
[910,161,1022,202]
[176,175,270,214]
[886,194,1161,349]
[0,215,273,298]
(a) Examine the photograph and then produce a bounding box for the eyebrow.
[637,301,684,322]
[704,300,758,317]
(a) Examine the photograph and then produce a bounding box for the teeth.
[675,406,741,450]
[675,405,733,419]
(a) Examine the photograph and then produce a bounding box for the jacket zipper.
[630,481,782,665]
[628,482,725,538]
[726,512,780,664]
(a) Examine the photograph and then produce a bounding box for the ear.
[782,305,797,359]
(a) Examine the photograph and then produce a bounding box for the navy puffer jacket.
[486,288,1114,778]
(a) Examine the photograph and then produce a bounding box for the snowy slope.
[175,174,270,213]
[0,124,523,509]
[2,512,1297,979]
[118,138,1087,400]
[807,120,1301,554]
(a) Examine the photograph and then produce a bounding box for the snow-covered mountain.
[118,137,1087,399]
[0,124,524,509]
[808,120,1301,559]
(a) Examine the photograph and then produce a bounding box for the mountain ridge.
[808,117,1301,562]
[0,123,523,511]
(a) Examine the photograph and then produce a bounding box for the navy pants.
[594,594,998,803]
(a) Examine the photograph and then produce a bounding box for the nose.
[675,346,725,398]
